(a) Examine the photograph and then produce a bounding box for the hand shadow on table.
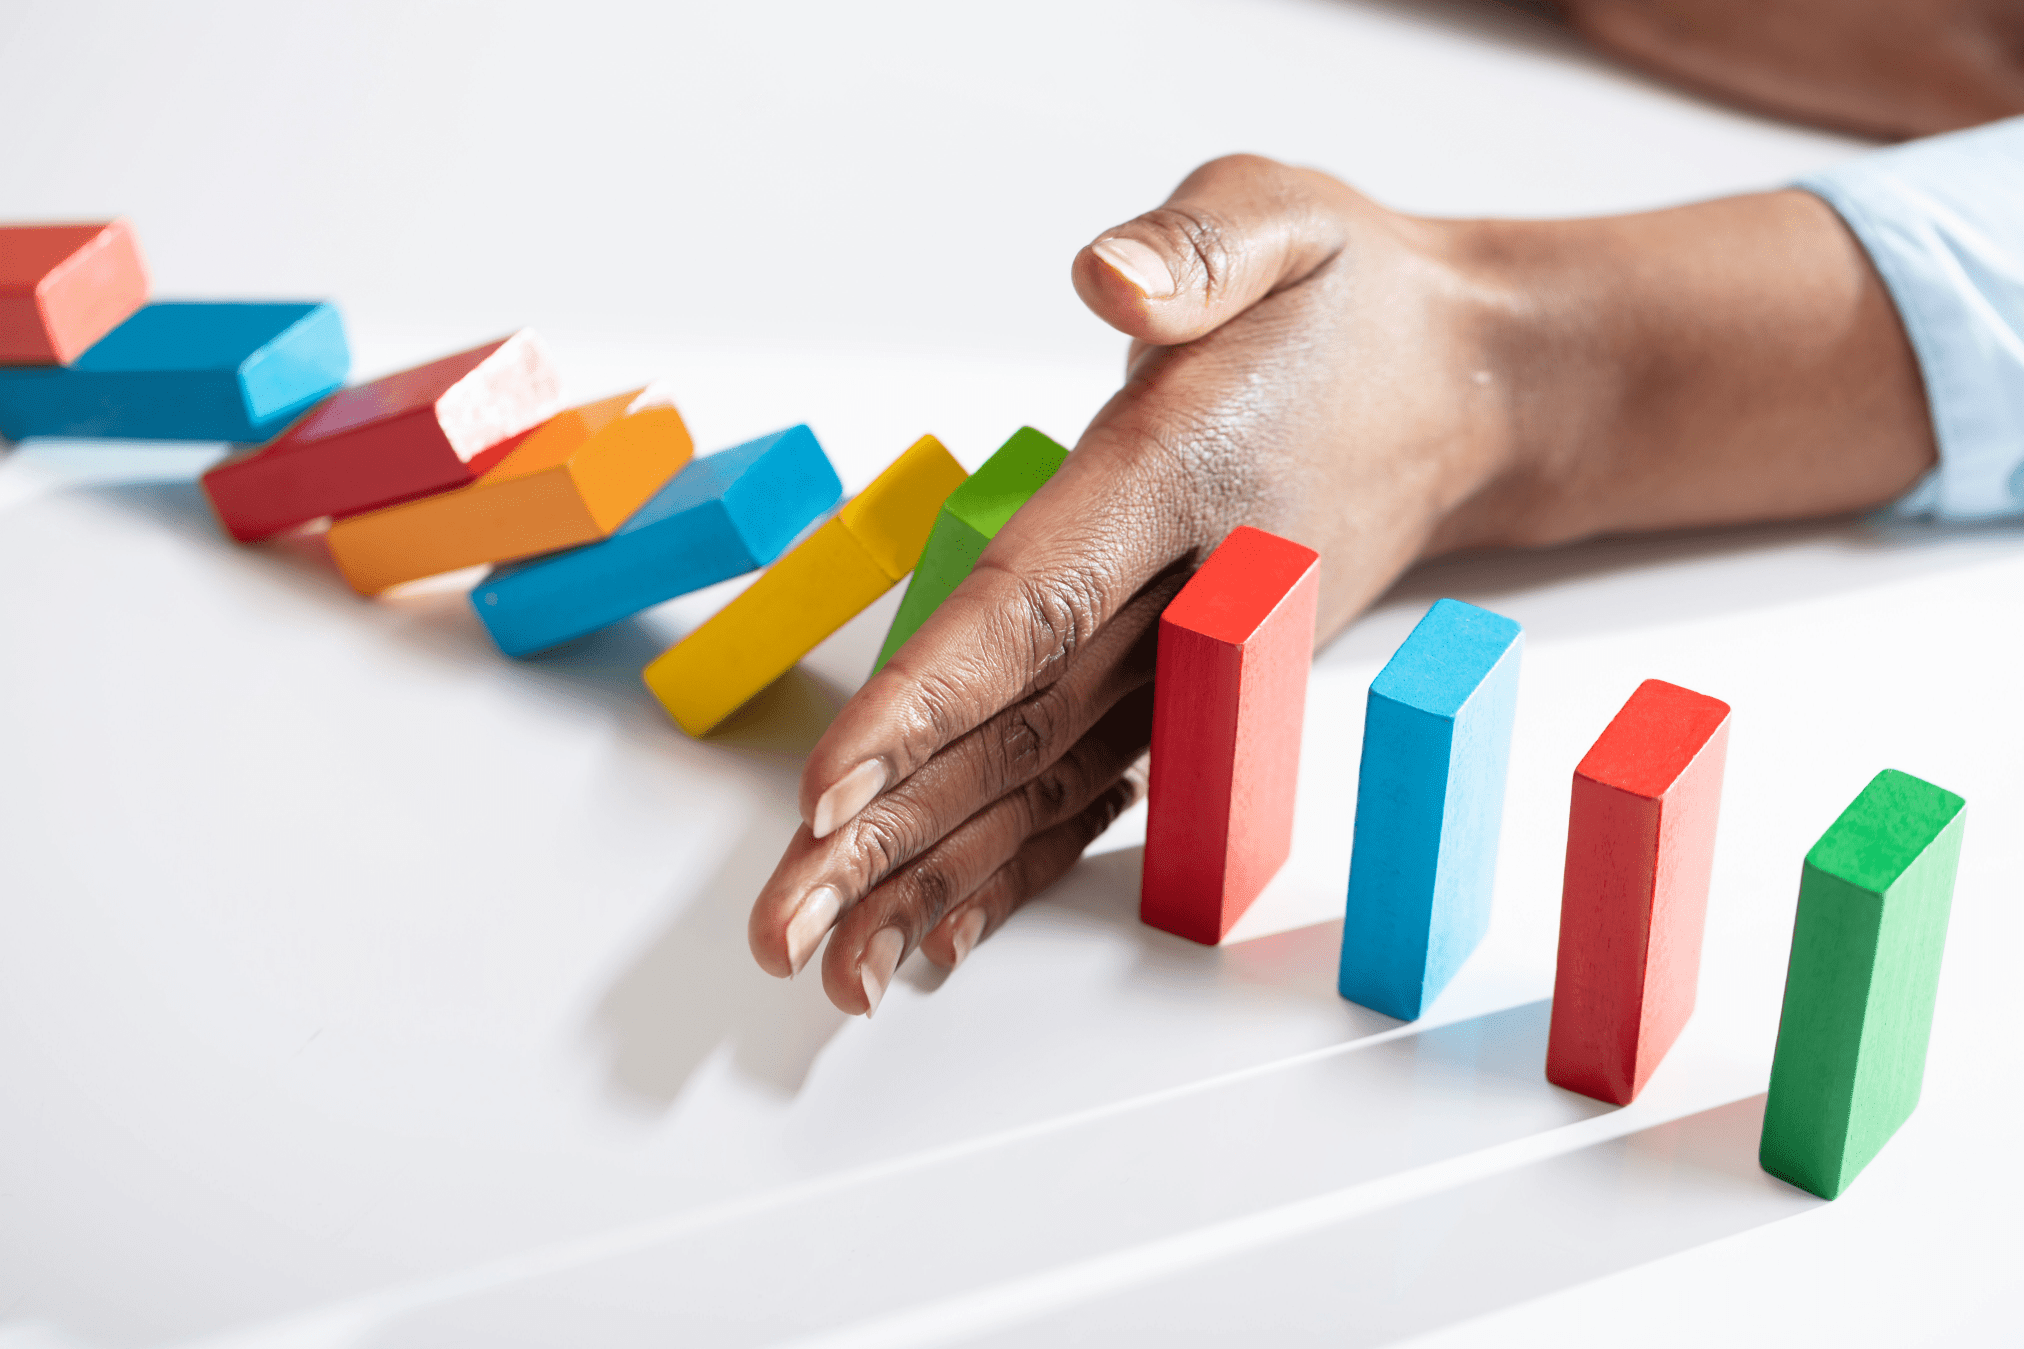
[62,481,858,1109]
[987,844,1399,1032]
[589,790,851,1112]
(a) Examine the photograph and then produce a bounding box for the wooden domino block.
[1140,526,1321,945]
[1546,679,1732,1104]
[200,331,561,541]
[325,385,694,594]
[873,426,1067,672]
[1338,599,1523,1019]
[0,301,347,442]
[642,435,966,736]
[472,424,842,657]
[1760,769,1965,1199]
[0,220,149,365]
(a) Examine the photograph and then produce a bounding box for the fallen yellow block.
[644,434,967,736]
[326,384,693,595]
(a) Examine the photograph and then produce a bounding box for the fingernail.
[785,885,842,977]
[948,908,986,969]
[813,760,887,839]
[860,926,905,1018]
[1091,237,1176,300]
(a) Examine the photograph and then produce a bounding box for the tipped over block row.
[326,384,694,594]
[644,434,967,736]
[473,424,843,657]
[0,301,349,442]
[874,426,1068,673]
[202,331,561,539]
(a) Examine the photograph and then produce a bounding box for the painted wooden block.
[0,220,150,365]
[200,331,561,541]
[472,424,842,657]
[1546,679,1732,1105]
[873,426,1068,672]
[643,435,966,736]
[1140,526,1321,945]
[325,385,695,594]
[0,301,346,443]
[1338,599,1523,1019]
[1760,769,1965,1199]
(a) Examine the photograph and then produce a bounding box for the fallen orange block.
[325,384,694,594]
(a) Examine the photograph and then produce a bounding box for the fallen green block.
[872,426,1068,673]
[1760,768,1966,1199]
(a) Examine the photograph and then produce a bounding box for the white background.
[2,1,2020,1346]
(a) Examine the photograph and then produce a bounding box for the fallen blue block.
[1339,598,1524,1020]
[0,301,348,443]
[472,423,844,658]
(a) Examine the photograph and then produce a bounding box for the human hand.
[745,151,1933,1017]
[745,154,1523,1013]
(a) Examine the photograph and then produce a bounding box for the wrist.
[1423,190,1934,553]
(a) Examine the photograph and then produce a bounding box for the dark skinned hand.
[747,151,1935,1015]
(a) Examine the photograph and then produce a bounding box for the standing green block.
[1760,769,1966,1199]
[872,426,1068,672]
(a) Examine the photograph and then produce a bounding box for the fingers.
[1073,153,1353,347]
[824,692,1155,1015]
[750,572,1177,979]
[919,751,1151,970]
[795,402,1193,843]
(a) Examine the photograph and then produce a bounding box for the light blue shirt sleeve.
[1798,116,2024,522]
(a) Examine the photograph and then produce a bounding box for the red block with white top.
[200,330,562,541]
[1546,678,1732,1105]
[0,220,150,366]
[1140,525,1320,945]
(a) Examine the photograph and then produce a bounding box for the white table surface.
[3,2,2020,1346]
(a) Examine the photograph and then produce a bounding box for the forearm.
[1430,189,1936,554]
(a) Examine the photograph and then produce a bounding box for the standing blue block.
[471,424,844,657]
[0,301,348,443]
[1339,598,1524,1020]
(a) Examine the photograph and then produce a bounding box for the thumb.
[1073,153,1352,347]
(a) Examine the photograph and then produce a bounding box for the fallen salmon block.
[0,219,150,365]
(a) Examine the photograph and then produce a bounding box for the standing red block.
[1546,679,1732,1105]
[0,220,151,365]
[1141,526,1320,945]
[200,331,562,541]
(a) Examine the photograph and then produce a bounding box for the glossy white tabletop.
[2,2,2019,1346]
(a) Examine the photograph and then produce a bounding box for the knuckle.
[891,856,958,928]
[896,662,984,771]
[839,800,926,891]
[1135,204,1237,299]
[1029,760,1075,821]
[979,561,1107,676]
[1019,731,1109,830]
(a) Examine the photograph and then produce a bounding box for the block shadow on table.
[967,1094,1822,1349]
[353,995,1605,1349]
